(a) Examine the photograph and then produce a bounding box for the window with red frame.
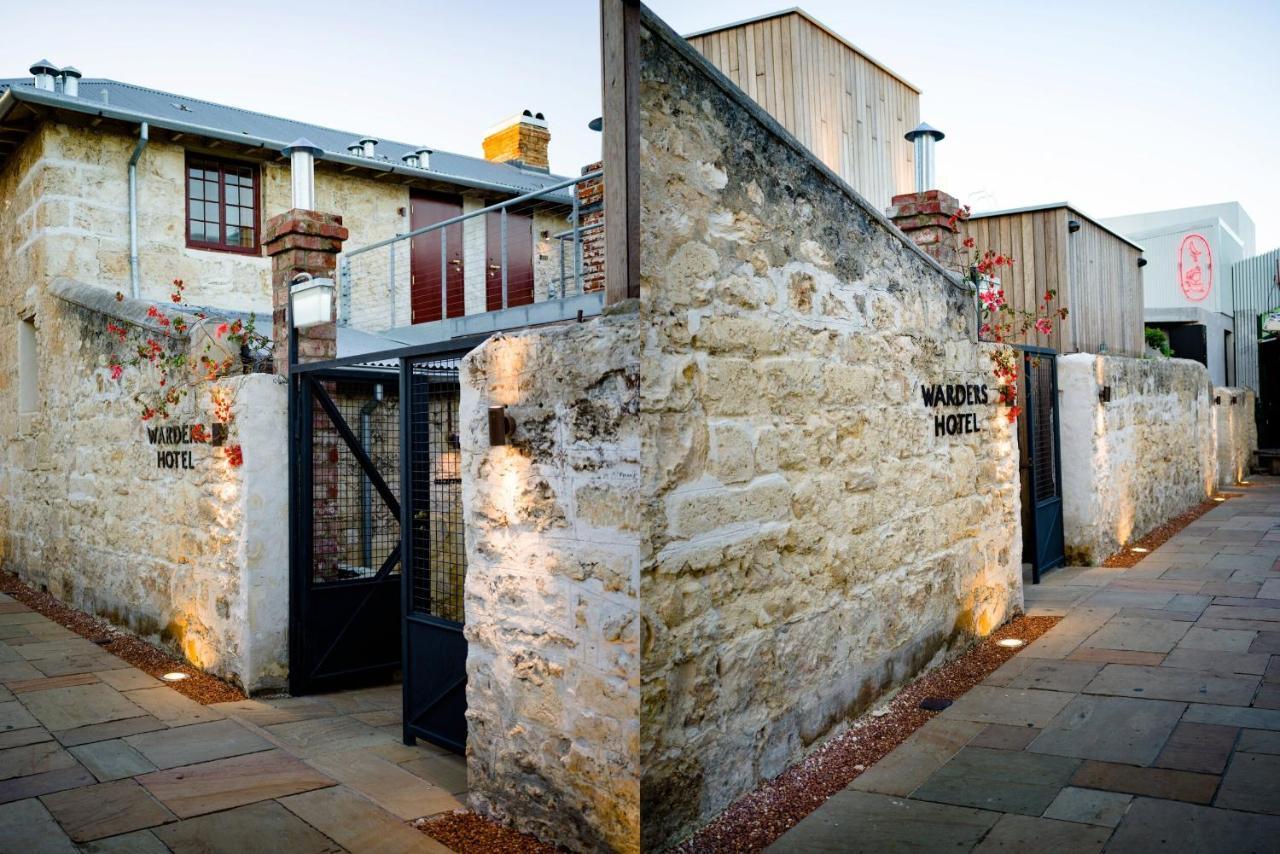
[186,155,259,253]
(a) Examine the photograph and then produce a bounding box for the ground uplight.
[161,672,189,682]
[996,638,1025,649]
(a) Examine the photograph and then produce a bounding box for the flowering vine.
[948,208,1070,423]
[104,279,271,467]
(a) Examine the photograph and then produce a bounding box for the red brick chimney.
[482,111,550,172]
[887,189,962,270]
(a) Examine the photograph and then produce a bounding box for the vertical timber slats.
[686,9,919,210]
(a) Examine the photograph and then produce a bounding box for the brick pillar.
[263,209,349,375]
[887,190,961,270]
[579,161,605,293]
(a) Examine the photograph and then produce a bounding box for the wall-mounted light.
[1215,394,1222,404]
[488,405,516,446]
[588,117,603,132]
[1137,257,1148,267]
[290,273,335,330]
[1099,385,1112,403]
[1068,220,1081,233]
[1232,396,1239,405]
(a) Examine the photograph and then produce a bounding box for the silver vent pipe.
[415,147,432,170]
[359,137,378,158]
[905,122,945,192]
[401,152,419,168]
[60,66,81,97]
[29,59,58,92]
[346,141,363,157]
[282,137,322,210]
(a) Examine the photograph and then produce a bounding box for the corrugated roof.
[0,77,573,197]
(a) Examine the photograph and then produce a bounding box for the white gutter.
[128,122,148,299]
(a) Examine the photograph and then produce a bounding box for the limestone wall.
[460,309,641,853]
[0,281,288,692]
[1214,387,1258,487]
[637,13,1023,849]
[1058,353,1217,564]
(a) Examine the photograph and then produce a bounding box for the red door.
[485,209,534,312]
[410,193,465,324]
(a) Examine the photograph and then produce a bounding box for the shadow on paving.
[771,477,1280,853]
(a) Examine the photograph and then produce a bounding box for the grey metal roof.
[966,201,1145,253]
[0,77,574,198]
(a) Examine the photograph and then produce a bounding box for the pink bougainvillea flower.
[1035,317,1053,336]
[225,444,244,467]
[1006,405,1022,423]
[216,323,229,338]
[109,362,123,381]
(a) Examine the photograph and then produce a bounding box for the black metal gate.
[289,340,475,754]
[289,366,404,694]
[1019,346,1065,582]
[399,353,467,753]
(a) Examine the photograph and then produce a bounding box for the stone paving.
[772,477,1280,853]
[0,608,463,852]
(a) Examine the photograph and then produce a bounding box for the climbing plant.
[104,279,270,467]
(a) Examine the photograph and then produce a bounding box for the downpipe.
[128,122,149,299]
[359,384,384,569]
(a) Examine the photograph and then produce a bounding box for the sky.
[8,0,1280,249]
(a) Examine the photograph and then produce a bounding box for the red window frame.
[184,153,261,255]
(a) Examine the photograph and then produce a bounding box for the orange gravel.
[0,571,245,704]
[1102,493,1239,568]
[675,614,1060,853]
[415,811,560,853]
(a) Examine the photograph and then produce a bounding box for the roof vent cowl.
[358,137,378,158]
[29,59,59,92]
[60,66,81,98]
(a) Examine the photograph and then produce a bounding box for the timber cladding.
[685,9,919,212]
[961,205,1145,356]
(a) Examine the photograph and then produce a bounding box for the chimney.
[887,122,960,268]
[358,137,378,158]
[30,59,58,92]
[60,66,81,97]
[905,122,945,192]
[482,110,550,172]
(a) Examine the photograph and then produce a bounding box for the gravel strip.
[0,571,245,704]
[675,614,1060,853]
[1101,493,1239,568]
[415,810,560,853]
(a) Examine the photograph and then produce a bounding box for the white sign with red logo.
[1177,233,1213,302]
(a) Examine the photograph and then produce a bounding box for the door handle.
[449,259,462,266]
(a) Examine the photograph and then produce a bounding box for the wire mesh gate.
[289,344,472,754]
[1018,345,1065,582]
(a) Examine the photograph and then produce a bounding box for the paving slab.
[1041,785,1132,827]
[1260,578,1280,599]
[1028,694,1184,765]
[0,741,79,781]
[967,723,1040,751]
[1179,626,1258,651]
[1021,608,1117,659]
[1084,663,1259,706]
[121,687,223,727]
[764,789,998,853]
[280,785,454,853]
[31,654,124,678]
[0,700,39,733]
[939,686,1075,728]
[1214,751,1280,814]
[1250,631,1280,654]
[208,697,340,728]
[306,748,462,819]
[848,717,984,797]
[1238,728,1280,755]
[136,749,334,818]
[264,714,397,758]
[1203,604,1280,623]
[1065,647,1166,666]
[911,746,1078,815]
[77,829,170,854]
[151,800,343,853]
[1006,660,1103,693]
[1182,702,1280,730]
[0,727,52,750]
[1107,797,1280,852]
[19,684,147,732]
[972,812,1110,852]
[6,673,100,695]
[93,670,162,692]
[1161,647,1273,678]
[1153,721,1238,774]
[1082,617,1190,653]
[52,715,167,748]
[0,765,95,805]
[1254,682,1280,709]
[39,778,176,842]
[1200,581,1262,597]
[0,661,43,682]
[69,739,158,782]
[123,718,272,769]
[0,797,78,853]
[1069,759,1218,804]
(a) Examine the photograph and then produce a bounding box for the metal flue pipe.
[905,122,945,193]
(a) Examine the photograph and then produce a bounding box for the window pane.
[189,221,206,242]
[189,200,201,219]
[226,186,240,206]
[239,207,254,226]
[225,225,240,245]
[238,227,254,247]
[205,181,219,203]
[189,181,204,201]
